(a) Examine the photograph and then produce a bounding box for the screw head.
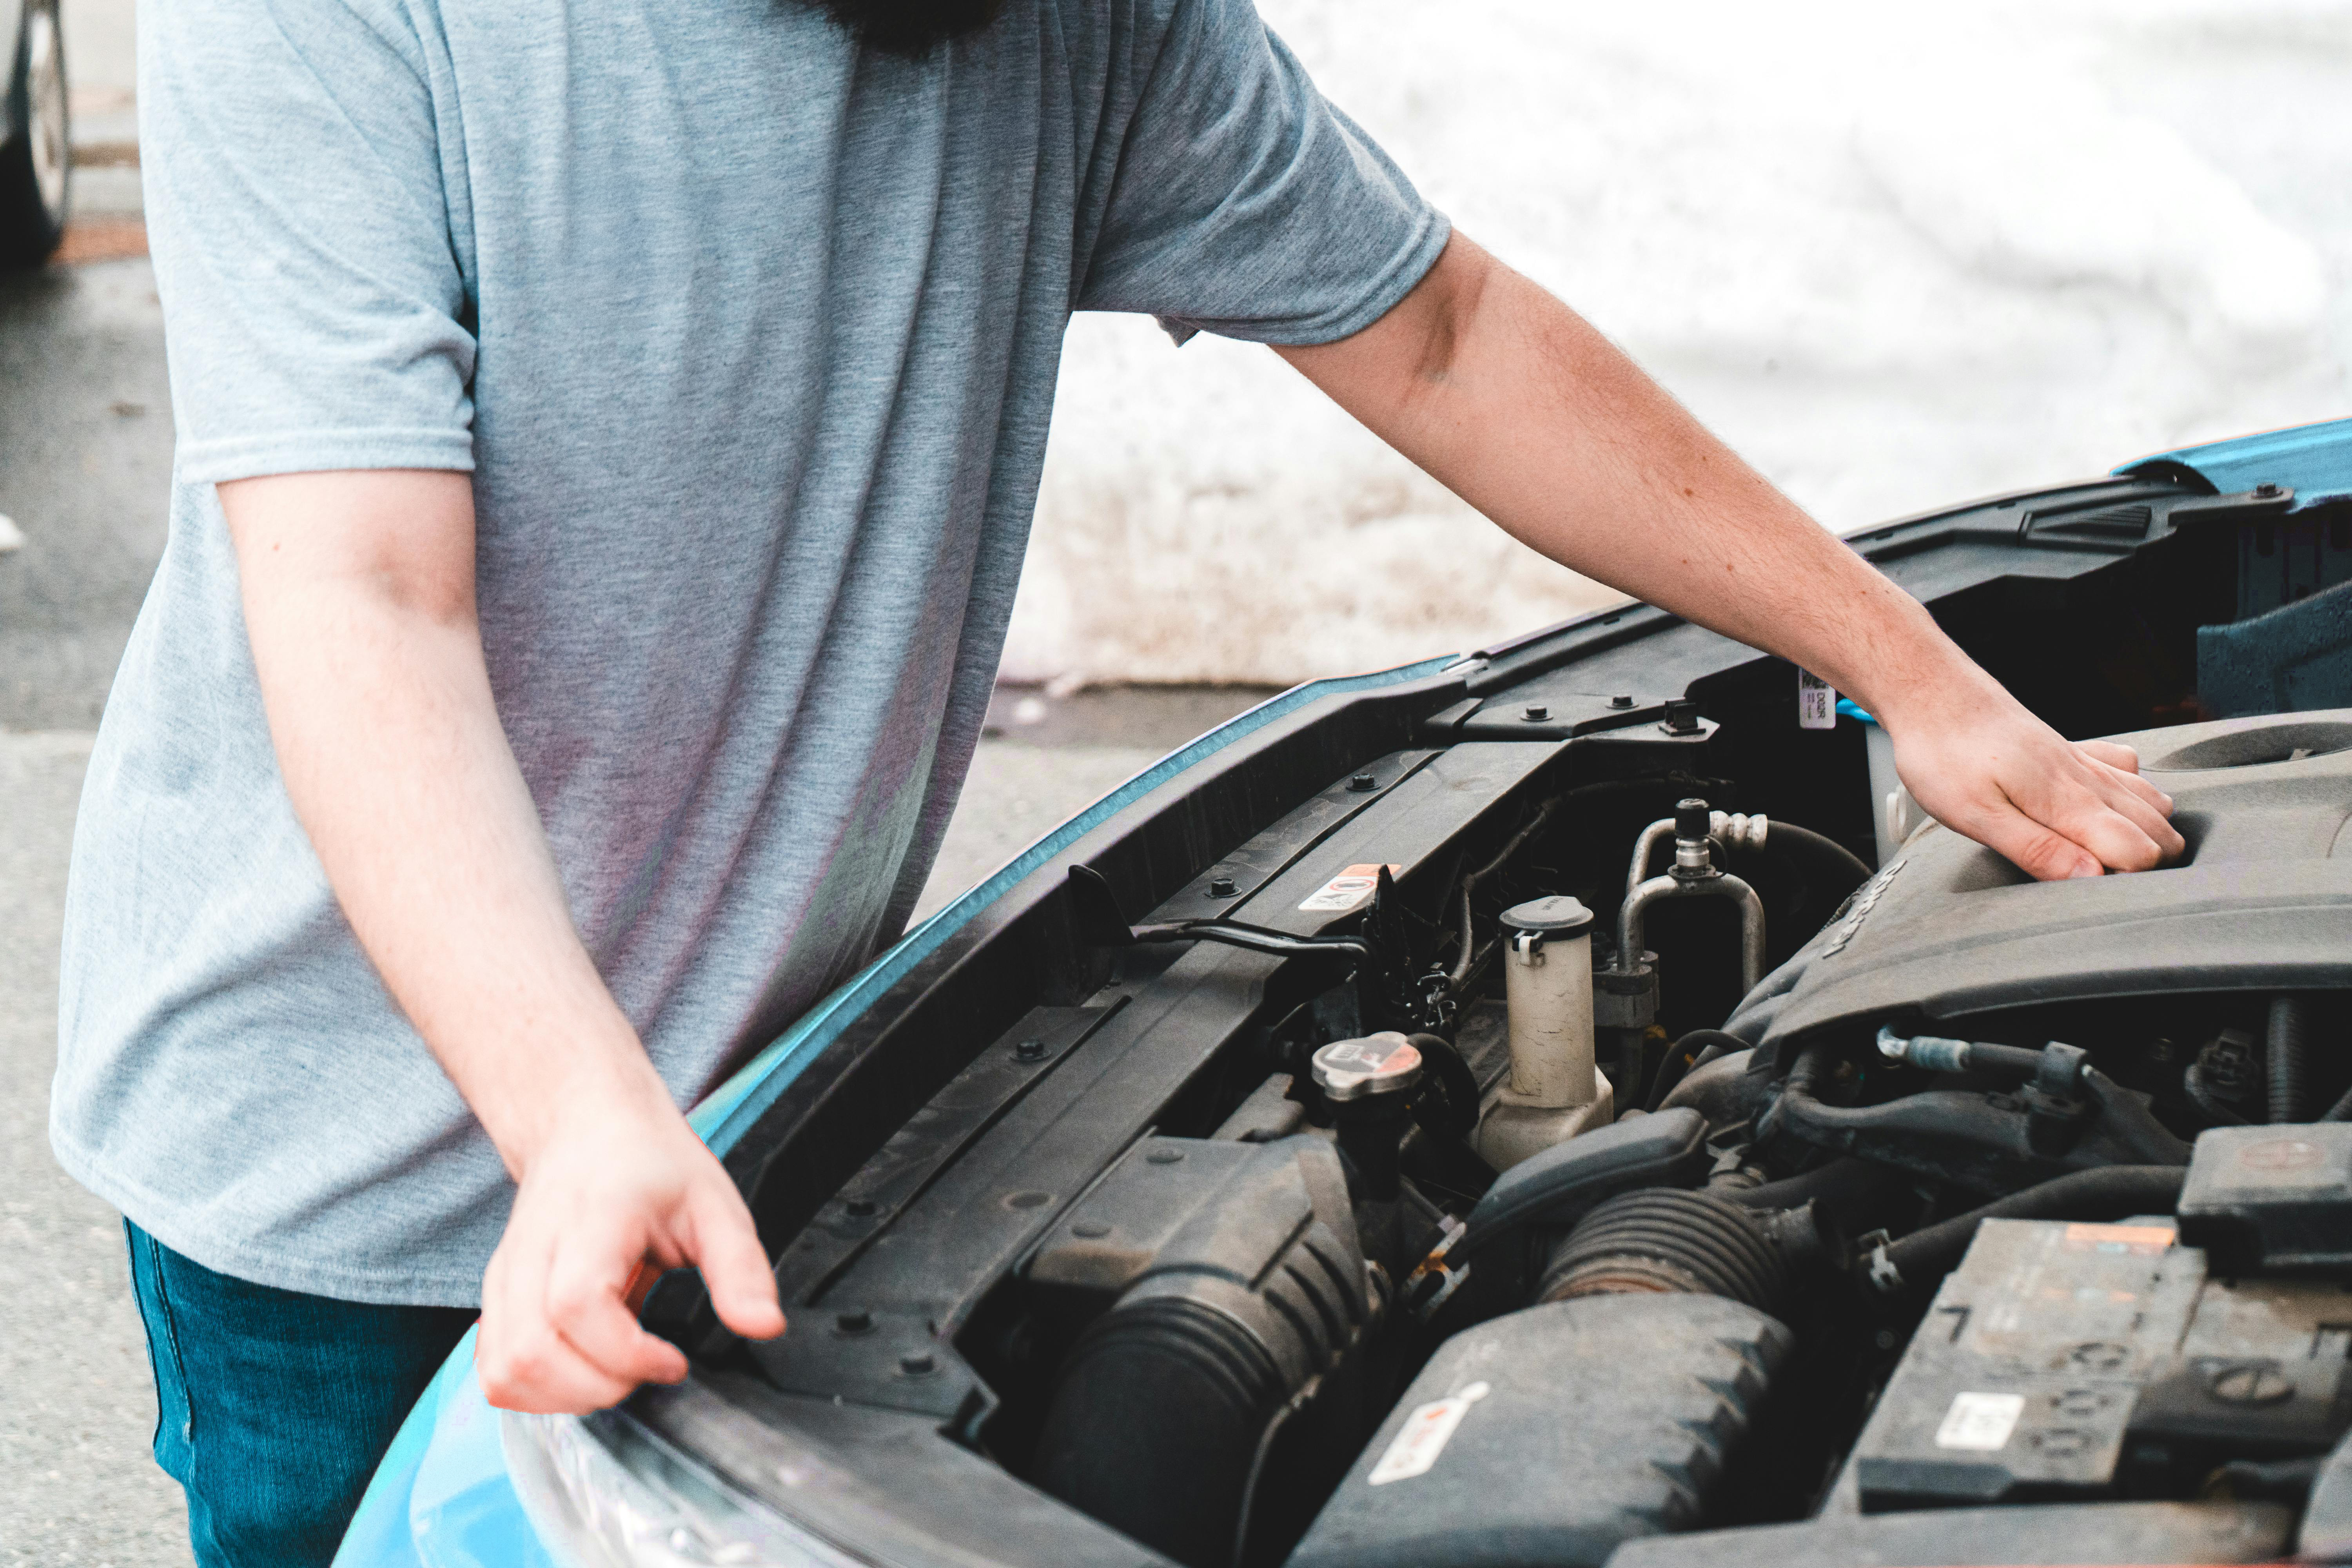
[898,1352,937,1377]
[1208,875,1238,898]
[1609,694,1635,709]
[844,1198,878,1218]
[1014,1037,1046,1062]
[1071,1220,1112,1239]
[1522,704,1551,722]
[1145,1146,1185,1165]
[2256,482,2283,498]
[835,1310,874,1335]
[1348,772,1378,792]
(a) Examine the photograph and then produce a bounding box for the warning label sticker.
[1298,863,1402,914]
[1798,668,1837,730]
[1368,1381,1491,1485]
[1935,1391,2024,1452]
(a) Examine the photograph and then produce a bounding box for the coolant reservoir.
[1475,895,1613,1171]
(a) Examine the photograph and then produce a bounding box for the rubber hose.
[1877,1165,2185,1293]
[1644,1029,1748,1112]
[1764,822,1874,898]
[1727,1157,1880,1214]
[2269,994,2309,1124]
[1540,1187,1791,1315]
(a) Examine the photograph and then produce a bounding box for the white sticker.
[1298,863,1402,914]
[1935,1391,2025,1452]
[1798,668,1837,730]
[1368,1381,1491,1485]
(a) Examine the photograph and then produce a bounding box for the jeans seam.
[142,1226,196,1448]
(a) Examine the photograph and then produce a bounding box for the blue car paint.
[334,655,1459,1566]
[2120,414,2352,511]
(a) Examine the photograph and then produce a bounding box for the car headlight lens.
[503,1406,874,1568]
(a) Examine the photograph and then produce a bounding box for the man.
[51,0,2181,1560]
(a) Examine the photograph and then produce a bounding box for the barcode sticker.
[1798,669,1837,730]
[1935,1391,2024,1452]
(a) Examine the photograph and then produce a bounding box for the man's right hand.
[476,1065,785,1414]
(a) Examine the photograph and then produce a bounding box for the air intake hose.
[1537,1187,1794,1316]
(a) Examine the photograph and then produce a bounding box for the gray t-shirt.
[51,0,1444,1305]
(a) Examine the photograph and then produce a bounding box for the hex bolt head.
[1609,694,1635,709]
[898,1352,937,1377]
[1208,875,1239,898]
[2256,482,2283,498]
[844,1198,878,1218]
[1522,704,1551,722]
[1014,1037,1046,1062]
[1348,772,1378,792]
[835,1310,874,1335]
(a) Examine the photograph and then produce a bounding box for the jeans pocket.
[124,1221,196,1472]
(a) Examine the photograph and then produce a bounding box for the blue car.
[345,419,2352,1568]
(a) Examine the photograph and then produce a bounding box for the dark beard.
[799,0,1007,57]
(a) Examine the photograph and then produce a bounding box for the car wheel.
[1,0,69,269]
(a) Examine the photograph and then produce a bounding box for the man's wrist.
[480,1014,676,1180]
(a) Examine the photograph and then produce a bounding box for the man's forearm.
[1279,234,2180,880]
[1276,235,1965,724]
[223,470,666,1174]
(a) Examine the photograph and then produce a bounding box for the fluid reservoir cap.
[1312,1032,1423,1101]
[1498,895,1594,938]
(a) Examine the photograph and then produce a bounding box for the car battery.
[1841,1218,2352,1512]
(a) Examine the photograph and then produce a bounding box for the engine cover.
[1732,710,2352,1051]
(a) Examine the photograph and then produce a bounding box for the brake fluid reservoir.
[1499,896,1596,1105]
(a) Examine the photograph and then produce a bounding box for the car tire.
[1,0,69,269]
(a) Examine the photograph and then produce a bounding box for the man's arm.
[1277,234,2182,880]
[221,470,785,1414]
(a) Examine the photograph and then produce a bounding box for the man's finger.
[479,1232,641,1413]
[2087,755,2174,818]
[2076,739,2143,774]
[1946,796,2102,881]
[683,1180,786,1341]
[546,1245,690,1390]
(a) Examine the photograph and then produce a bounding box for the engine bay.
[637,472,2352,1568]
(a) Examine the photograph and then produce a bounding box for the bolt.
[1072,1220,1112,1239]
[844,1198,878,1218]
[1609,694,1635,710]
[1014,1037,1046,1062]
[835,1310,873,1335]
[1146,1147,1185,1165]
[1522,704,1551,722]
[898,1352,937,1377]
[1208,875,1238,898]
[2256,482,2282,498]
[1661,699,1701,735]
[1348,772,1378,792]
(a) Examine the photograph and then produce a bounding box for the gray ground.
[0,6,1265,1560]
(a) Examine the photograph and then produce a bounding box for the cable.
[2268,994,2309,1123]
[1874,1165,2185,1294]
[1644,1029,1748,1112]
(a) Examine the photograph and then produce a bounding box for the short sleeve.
[138,0,476,483]
[1074,0,1449,346]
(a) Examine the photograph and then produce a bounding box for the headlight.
[502,1405,873,1568]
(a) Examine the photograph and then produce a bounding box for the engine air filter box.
[2176,1123,2352,1274]
[1287,1293,1790,1568]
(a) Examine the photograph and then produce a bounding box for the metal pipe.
[1619,870,1767,995]
[1624,818,1677,907]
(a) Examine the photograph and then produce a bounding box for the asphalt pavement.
[0,13,1269,1553]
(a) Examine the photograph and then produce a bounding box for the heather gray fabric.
[51,0,1445,1305]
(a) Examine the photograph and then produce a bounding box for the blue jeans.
[124,1222,476,1568]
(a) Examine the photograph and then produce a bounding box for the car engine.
[977,707,2352,1567]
